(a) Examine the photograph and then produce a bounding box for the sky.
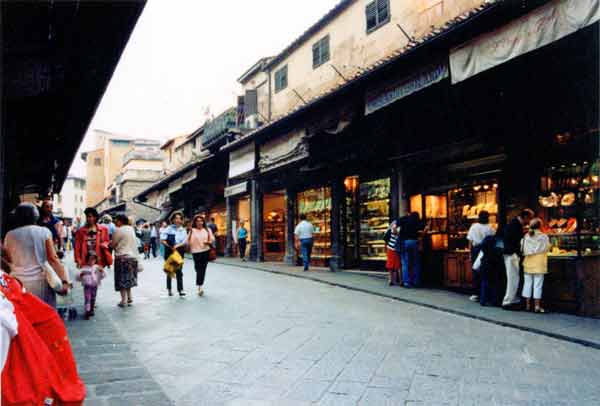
[70,0,340,176]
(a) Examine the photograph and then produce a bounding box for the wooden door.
[444,253,461,288]
[462,254,474,289]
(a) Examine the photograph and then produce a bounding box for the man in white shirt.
[294,214,315,271]
[466,210,496,303]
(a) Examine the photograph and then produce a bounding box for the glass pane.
[359,178,390,260]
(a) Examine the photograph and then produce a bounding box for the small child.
[76,251,106,319]
[383,221,402,286]
[521,218,550,313]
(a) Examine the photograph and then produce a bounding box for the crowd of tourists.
[383,208,550,313]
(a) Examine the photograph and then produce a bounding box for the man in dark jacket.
[398,212,425,287]
[502,208,534,309]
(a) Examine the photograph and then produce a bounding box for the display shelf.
[359,178,390,261]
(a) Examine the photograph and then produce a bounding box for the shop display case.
[297,187,332,265]
[359,178,390,261]
[539,161,600,258]
[263,209,285,260]
[447,184,499,252]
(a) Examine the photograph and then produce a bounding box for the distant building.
[53,175,86,221]
[81,129,136,207]
[95,139,163,221]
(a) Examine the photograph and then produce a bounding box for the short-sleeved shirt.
[294,221,314,240]
[237,227,248,240]
[4,225,52,281]
[467,223,496,246]
[160,225,187,246]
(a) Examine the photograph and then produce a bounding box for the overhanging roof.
[1,1,146,199]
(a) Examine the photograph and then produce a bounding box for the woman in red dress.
[1,271,86,405]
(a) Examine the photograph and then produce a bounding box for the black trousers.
[150,237,157,257]
[193,251,209,286]
[239,238,247,259]
[165,246,185,292]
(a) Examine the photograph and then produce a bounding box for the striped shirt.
[387,232,399,250]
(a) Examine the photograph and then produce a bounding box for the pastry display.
[359,179,390,261]
[561,193,576,207]
[539,192,559,208]
[297,187,332,262]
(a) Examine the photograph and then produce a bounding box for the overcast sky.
[70,0,340,176]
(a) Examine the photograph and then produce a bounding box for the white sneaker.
[469,295,479,302]
[197,286,204,297]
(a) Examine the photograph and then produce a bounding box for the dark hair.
[192,215,207,230]
[410,212,420,220]
[521,208,534,219]
[210,217,215,222]
[478,210,490,224]
[528,218,542,236]
[115,214,130,225]
[84,207,99,220]
[300,214,307,221]
[13,203,40,228]
[170,211,183,223]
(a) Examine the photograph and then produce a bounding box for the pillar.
[225,196,236,257]
[284,187,297,265]
[249,178,263,262]
[329,177,344,272]
[397,166,408,217]
[390,170,400,222]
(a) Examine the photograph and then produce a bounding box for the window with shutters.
[312,35,330,69]
[274,65,288,93]
[366,0,390,33]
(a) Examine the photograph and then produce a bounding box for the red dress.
[1,273,86,406]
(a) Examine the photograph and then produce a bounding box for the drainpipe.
[267,64,272,122]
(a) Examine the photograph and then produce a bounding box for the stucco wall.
[123,159,163,172]
[85,149,105,207]
[269,0,484,118]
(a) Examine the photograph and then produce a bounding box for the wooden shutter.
[322,36,330,64]
[377,0,389,24]
[365,1,377,31]
[312,42,320,68]
[244,89,258,116]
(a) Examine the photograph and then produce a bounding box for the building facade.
[53,175,86,221]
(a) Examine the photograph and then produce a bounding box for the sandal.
[117,303,126,308]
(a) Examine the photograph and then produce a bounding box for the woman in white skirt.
[521,218,550,313]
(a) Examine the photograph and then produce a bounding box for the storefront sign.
[259,129,308,172]
[450,0,600,84]
[224,182,248,198]
[365,64,448,115]
[229,143,255,178]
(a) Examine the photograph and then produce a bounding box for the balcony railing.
[201,108,237,148]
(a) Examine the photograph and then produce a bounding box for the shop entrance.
[263,191,286,262]
[297,187,332,267]
[234,196,251,258]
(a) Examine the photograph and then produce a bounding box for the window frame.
[274,65,288,93]
[312,35,331,69]
[365,0,391,34]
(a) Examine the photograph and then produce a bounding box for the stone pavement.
[215,257,600,349]
[66,257,600,405]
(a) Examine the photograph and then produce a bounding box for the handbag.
[43,262,64,293]
[100,242,113,267]
[208,247,217,262]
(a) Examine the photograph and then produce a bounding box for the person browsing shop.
[466,210,496,303]
[398,212,425,288]
[502,208,534,310]
[294,214,315,271]
[521,218,550,313]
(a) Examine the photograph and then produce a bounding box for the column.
[225,196,236,257]
[249,178,264,262]
[397,166,408,217]
[390,170,400,222]
[329,178,344,272]
[284,187,297,265]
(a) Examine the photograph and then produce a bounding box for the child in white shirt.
[76,252,105,319]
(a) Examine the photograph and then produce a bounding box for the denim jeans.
[300,238,314,270]
[401,240,421,287]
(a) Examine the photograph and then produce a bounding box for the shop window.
[312,35,330,69]
[274,65,288,93]
[366,0,390,33]
[359,178,390,261]
[263,192,286,261]
[538,160,599,257]
[297,187,331,264]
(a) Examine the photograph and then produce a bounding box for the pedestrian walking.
[294,214,315,271]
[159,221,168,258]
[3,203,69,308]
[237,221,248,261]
[383,220,401,285]
[141,224,152,259]
[521,218,550,313]
[150,223,159,258]
[501,208,534,310]
[398,212,424,288]
[207,217,218,236]
[161,212,188,297]
[38,199,64,252]
[112,214,140,307]
[74,208,111,270]
[100,214,116,243]
[188,215,215,297]
[76,251,106,319]
[466,210,496,303]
